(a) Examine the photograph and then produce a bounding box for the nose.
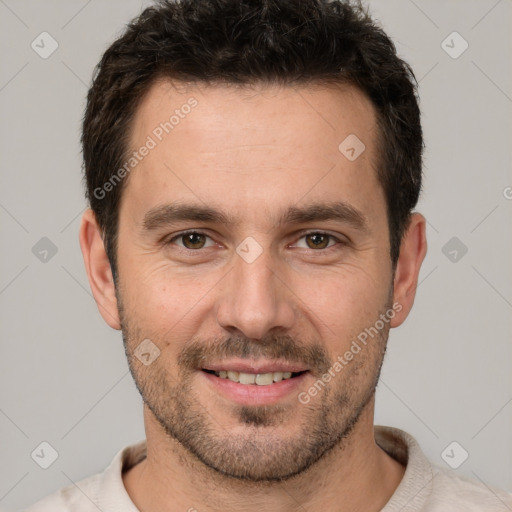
[215,248,296,340]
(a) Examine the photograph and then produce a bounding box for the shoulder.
[375,425,512,511]
[21,441,146,512]
[22,473,102,512]
[428,464,512,511]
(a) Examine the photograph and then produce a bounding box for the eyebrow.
[141,200,370,233]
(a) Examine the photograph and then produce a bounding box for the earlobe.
[79,208,121,330]
[390,212,427,328]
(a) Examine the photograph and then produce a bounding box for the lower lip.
[201,371,309,406]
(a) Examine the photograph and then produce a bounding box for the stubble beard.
[117,288,391,482]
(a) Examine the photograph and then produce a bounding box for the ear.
[79,208,121,330]
[390,212,427,328]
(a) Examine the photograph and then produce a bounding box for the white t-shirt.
[22,425,512,511]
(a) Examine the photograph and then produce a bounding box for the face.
[114,80,395,481]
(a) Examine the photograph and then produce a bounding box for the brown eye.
[181,232,207,249]
[305,233,331,249]
[164,230,217,255]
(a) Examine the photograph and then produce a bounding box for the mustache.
[178,333,332,376]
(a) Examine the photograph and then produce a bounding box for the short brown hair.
[82,0,423,282]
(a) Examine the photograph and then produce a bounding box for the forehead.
[130,78,378,152]
[122,78,384,229]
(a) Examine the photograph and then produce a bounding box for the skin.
[80,79,427,511]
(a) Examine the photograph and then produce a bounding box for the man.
[25,0,512,510]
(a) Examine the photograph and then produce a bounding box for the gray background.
[0,0,511,510]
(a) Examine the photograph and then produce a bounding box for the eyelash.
[164,229,346,252]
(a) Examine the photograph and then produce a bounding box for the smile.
[200,364,310,405]
[202,369,306,386]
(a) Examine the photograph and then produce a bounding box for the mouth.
[199,362,310,405]
[202,369,307,386]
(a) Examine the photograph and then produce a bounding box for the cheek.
[293,264,390,348]
[120,263,220,345]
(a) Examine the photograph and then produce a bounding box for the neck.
[123,398,405,512]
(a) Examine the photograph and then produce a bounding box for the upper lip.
[201,360,308,374]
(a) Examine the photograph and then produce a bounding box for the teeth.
[239,373,256,385]
[214,370,298,385]
[255,373,274,385]
[227,371,239,382]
